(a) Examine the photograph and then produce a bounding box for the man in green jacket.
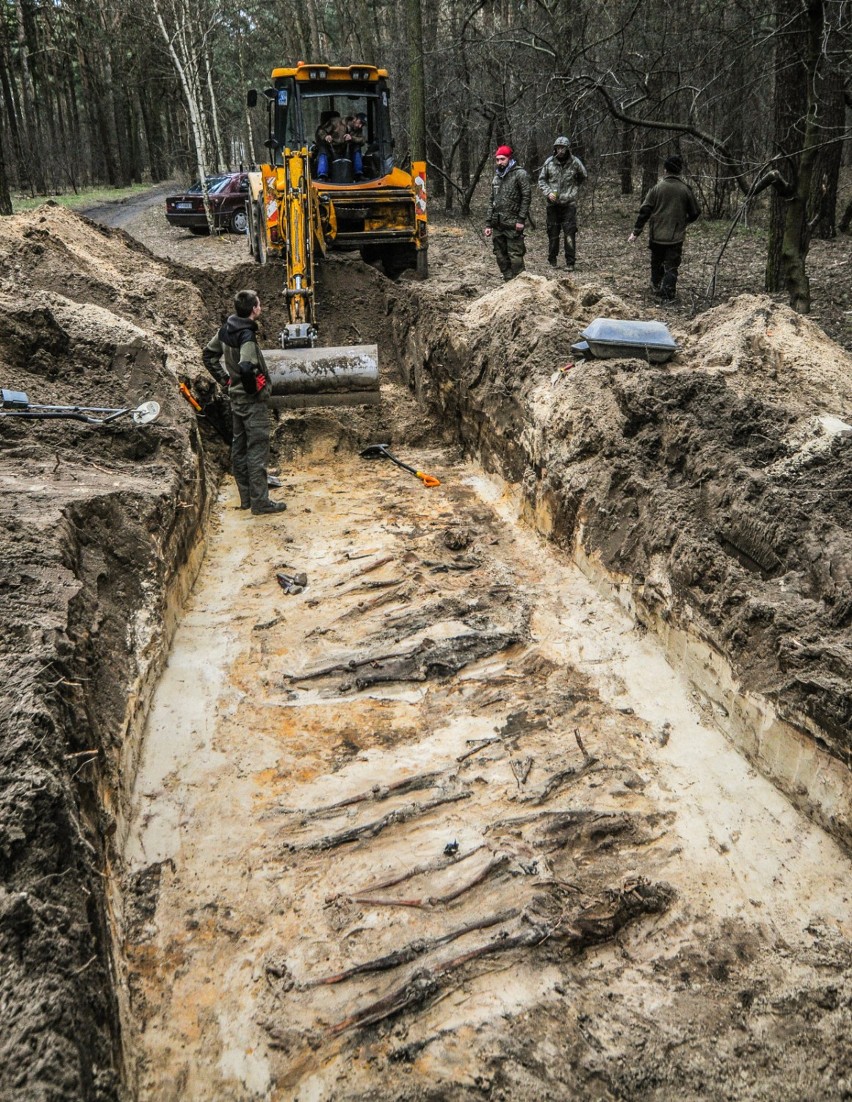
[628,154,700,301]
[484,145,532,281]
[538,135,587,271]
[202,289,286,515]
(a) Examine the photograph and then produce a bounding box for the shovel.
[359,444,441,488]
[0,389,160,426]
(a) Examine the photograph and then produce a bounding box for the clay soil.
[0,185,851,1102]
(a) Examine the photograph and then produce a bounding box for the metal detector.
[0,389,160,426]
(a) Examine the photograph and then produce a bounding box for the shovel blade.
[359,444,391,460]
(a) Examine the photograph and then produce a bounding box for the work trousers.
[649,240,684,300]
[492,225,526,280]
[230,395,271,509]
[546,202,578,266]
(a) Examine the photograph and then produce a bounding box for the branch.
[589,81,751,193]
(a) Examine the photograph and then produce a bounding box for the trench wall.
[396,275,852,851]
[0,358,219,1101]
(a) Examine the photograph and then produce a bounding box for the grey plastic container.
[580,318,678,363]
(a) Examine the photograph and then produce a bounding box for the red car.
[165,172,249,235]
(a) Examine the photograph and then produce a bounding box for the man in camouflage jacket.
[202,289,286,515]
[538,135,587,270]
[484,145,532,281]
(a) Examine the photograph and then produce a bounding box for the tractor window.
[300,93,391,181]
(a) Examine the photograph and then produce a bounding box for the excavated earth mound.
[0,204,851,1100]
[402,274,852,836]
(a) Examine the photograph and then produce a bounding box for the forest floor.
[1,180,851,1101]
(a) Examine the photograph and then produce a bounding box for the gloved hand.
[255,373,267,392]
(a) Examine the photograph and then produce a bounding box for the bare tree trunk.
[152,0,214,230]
[305,0,324,58]
[0,124,12,213]
[809,62,845,239]
[766,0,824,312]
[13,0,46,193]
[204,41,225,171]
[620,121,633,195]
[407,0,426,162]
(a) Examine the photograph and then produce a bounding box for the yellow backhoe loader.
[245,62,427,407]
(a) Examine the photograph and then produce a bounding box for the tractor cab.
[261,63,396,187]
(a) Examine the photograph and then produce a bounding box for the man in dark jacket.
[538,135,587,270]
[202,289,286,515]
[484,145,532,281]
[628,154,700,301]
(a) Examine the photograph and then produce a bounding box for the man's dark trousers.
[230,393,272,509]
[649,241,683,300]
[547,201,577,267]
[492,225,526,280]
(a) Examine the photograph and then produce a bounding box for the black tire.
[247,202,257,256]
[256,204,268,266]
[381,243,417,279]
[230,208,249,235]
[416,244,429,280]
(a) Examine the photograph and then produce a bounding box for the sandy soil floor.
[120,421,852,1100]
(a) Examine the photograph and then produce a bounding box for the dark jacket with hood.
[487,162,532,229]
[203,315,270,400]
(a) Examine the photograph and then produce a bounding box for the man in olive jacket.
[484,145,532,281]
[538,135,587,270]
[628,154,700,301]
[202,289,286,515]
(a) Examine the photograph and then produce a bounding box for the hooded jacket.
[538,152,587,204]
[203,315,270,400]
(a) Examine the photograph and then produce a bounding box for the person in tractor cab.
[315,110,364,182]
[484,144,532,281]
[538,135,587,271]
[202,289,286,516]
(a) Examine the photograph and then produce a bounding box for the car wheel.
[230,208,248,235]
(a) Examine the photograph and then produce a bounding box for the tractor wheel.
[380,243,416,279]
[247,203,257,256]
[415,245,429,280]
[256,205,269,267]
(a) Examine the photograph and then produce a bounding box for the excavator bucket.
[263,344,379,409]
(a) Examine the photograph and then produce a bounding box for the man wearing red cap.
[484,145,531,281]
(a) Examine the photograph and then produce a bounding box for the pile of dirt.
[403,272,852,824]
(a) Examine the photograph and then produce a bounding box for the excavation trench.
[117,417,852,1101]
[115,277,852,1097]
[2,207,852,1100]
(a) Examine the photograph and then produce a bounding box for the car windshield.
[186,176,232,195]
